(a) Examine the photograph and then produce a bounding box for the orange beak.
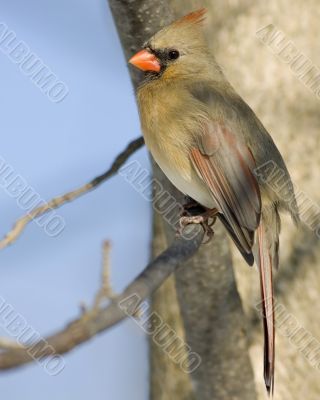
[129,49,161,73]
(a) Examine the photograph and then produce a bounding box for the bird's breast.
[147,139,215,209]
[137,81,215,208]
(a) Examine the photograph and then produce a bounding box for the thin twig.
[0,225,203,370]
[93,241,117,309]
[0,137,144,250]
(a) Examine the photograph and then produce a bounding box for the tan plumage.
[130,9,299,395]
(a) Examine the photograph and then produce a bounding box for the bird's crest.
[174,8,207,27]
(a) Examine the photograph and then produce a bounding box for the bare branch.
[0,338,25,351]
[0,225,203,371]
[0,137,144,250]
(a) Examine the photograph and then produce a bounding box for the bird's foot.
[178,208,218,243]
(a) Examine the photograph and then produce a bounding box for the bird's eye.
[168,50,180,60]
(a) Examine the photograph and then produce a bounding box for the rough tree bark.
[108,1,257,399]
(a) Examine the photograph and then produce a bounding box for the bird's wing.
[190,120,262,263]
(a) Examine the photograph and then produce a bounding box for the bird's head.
[129,9,211,81]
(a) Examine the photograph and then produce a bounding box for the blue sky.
[0,1,150,398]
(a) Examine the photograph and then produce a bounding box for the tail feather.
[256,219,276,395]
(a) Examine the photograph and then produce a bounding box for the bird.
[129,8,299,394]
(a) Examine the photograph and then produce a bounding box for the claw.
[208,217,217,227]
[202,223,215,244]
[177,208,218,243]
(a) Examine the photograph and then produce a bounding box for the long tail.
[255,208,280,395]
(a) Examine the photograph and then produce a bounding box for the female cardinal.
[129,9,299,394]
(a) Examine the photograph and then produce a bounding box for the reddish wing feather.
[191,147,253,255]
[190,120,261,256]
